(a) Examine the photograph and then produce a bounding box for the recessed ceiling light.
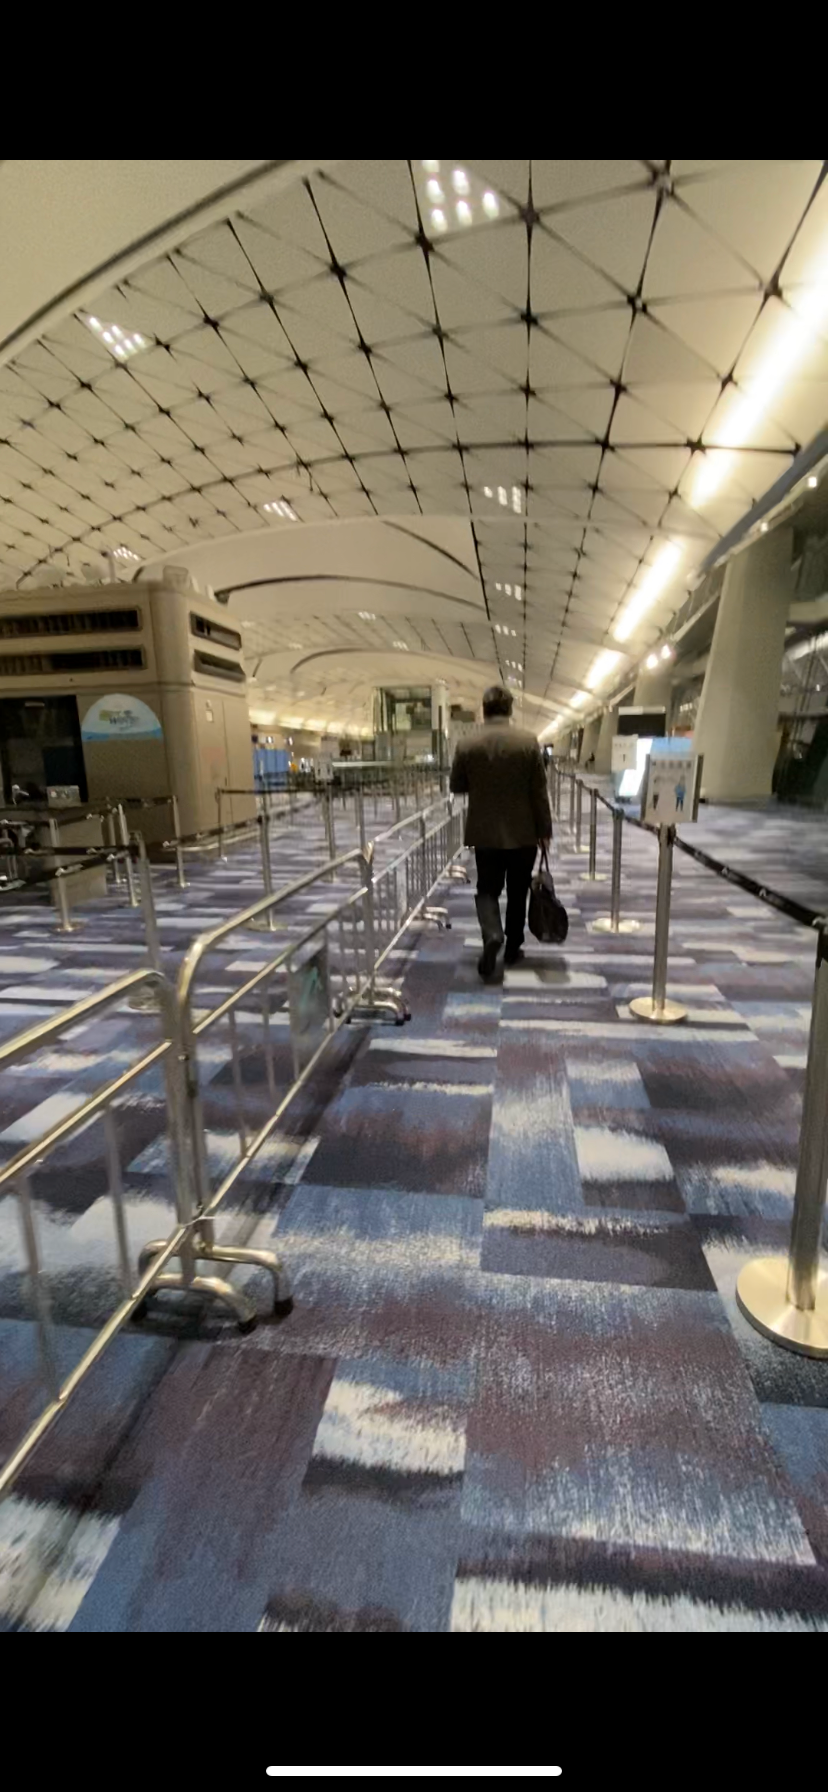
[497,486,507,506]
[613,542,682,644]
[660,643,674,661]
[512,486,523,514]
[808,474,819,489]
[483,486,493,498]
[585,648,625,691]
[570,691,587,708]
[452,169,470,196]
[456,200,472,226]
[83,314,149,361]
[358,611,377,621]
[422,160,440,174]
[645,651,660,670]
[263,500,298,520]
[515,585,523,601]
[426,178,444,203]
[113,545,139,561]
[483,191,500,219]
[760,520,769,532]
[393,640,409,651]
[431,208,447,233]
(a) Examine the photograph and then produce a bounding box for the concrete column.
[594,708,616,774]
[579,716,601,764]
[694,526,792,803]
[632,667,674,727]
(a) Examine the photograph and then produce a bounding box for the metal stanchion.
[393,777,401,824]
[574,781,586,853]
[568,774,576,834]
[736,926,828,1356]
[580,787,607,883]
[53,866,79,934]
[116,804,139,908]
[592,808,641,935]
[170,794,186,890]
[216,788,227,860]
[629,824,686,1023]
[356,786,367,853]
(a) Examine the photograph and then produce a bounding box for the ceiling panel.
[1,156,825,733]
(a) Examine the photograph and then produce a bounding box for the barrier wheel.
[237,1315,257,1336]
[273,1295,294,1319]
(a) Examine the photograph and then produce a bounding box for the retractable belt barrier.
[554,765,828,1359]
[0,792,469,1500]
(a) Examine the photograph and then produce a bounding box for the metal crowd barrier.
[551,760,828,1361]
[126,799,468,1324]
[0,789,469,1498]
[0,966,184,1500]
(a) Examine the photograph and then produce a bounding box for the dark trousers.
[475,846,537,953]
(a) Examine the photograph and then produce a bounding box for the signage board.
[81,694,162,742]
[612,734,638,773]
[641,740,701,825]
[287,939,331,1072]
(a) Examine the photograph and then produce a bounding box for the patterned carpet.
[1,796,827,1632]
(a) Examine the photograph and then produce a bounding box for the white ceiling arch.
[2,157,827,735]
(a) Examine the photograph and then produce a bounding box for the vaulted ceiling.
[2,158,827,736]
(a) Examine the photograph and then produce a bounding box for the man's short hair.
[482,685,514,719]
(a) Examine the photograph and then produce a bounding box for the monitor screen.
[618,708,666,738]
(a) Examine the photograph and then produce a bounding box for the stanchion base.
[591,917,641,934]
[249,914,278,933]
[580,872,608,883]
[629,995,688,1025]
[736,1256,828,1359]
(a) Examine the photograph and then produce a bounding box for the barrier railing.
[132,796,467,1325]
[553,762,828,1360]
[0,967,184,1500]
[0,788,469,1498]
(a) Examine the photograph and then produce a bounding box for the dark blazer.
[450,719,553,850]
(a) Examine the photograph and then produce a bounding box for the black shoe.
[478,938,502,980]
[504,946,525,967]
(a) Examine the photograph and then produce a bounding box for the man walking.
[450,686,552,979]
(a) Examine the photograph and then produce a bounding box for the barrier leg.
[54,866,80,933]
[135,991,287,1333]
[323,788,336,880]
[592,810,641,935]
[250,812,276,932]
[129,837,163,1010]
[629,824,686,1023]
[736,929,828,1356]
[106,809,124,886]
[117,805,139,908]
[170,794,186,890]
[350,850,408,1025]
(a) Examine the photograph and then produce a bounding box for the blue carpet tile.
[1,800,828,1630]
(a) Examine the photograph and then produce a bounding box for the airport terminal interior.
[0,157,828,1632]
